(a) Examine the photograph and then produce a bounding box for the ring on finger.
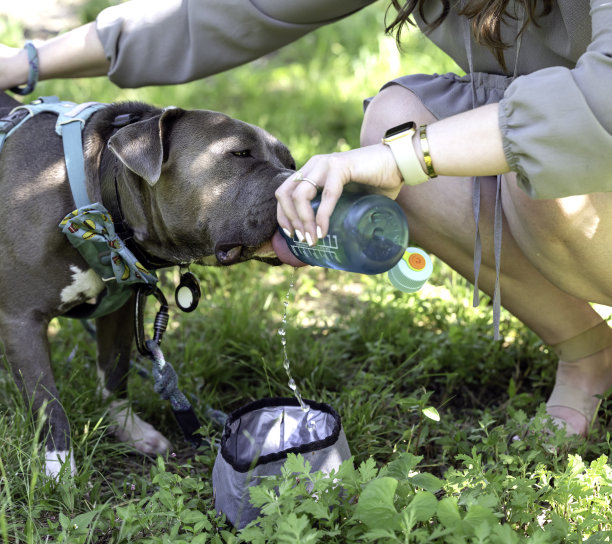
[301,176,319,189]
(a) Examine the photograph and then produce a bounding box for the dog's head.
[106,107,295,267]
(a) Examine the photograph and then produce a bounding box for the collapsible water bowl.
[212,397,351,529]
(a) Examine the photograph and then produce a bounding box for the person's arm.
[275,103,508,245]
[277,0,612,243]
[2,0,374,91]
[497,0,612,199]
[96,0,373,88]
[0,23,109,90]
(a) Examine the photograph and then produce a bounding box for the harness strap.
[58,101,106,208]
[0,98,105,206]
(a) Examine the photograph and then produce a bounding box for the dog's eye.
[231,150,252,158]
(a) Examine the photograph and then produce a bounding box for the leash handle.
[145,339,203,447]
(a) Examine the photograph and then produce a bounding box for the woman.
[2,0,611,437]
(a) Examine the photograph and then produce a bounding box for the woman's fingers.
[275,169,314,243]
[276,144,405,246]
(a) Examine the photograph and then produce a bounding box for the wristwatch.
[381,121,429,186]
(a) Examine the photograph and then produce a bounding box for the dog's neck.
[98,117,176,271]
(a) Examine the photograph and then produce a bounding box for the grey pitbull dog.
[0,92,294,477]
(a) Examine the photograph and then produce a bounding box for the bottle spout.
[272,229,307,267]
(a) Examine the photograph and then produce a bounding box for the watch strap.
[382,126,429,186]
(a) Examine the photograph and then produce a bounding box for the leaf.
[463,504,499,534]
[353,477,401,531]
[283,453,312,477]
[58,513,70,531]
[249,485,276,508]
[180,509,208,525]
[408,472,443,492]
[387,453,424,480]
[358,457,379,483]
[437,497,462,528]
[408,491,438,523]
[297,499,333,521]
[422,406,440,422]
[361,528,399,541]
[508,377,516,398]
[70,510,98,534]
[276,513,321,544]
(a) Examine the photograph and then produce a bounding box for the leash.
[134,285,204,447]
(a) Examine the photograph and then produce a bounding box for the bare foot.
[546,345,612,436]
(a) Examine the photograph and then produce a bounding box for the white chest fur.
[60,265,105,306]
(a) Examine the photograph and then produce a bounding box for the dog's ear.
[107,107,185,186]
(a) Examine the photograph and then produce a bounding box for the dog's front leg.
[1,314,76,478]
[96,296,171,456]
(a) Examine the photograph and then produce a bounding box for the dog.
[0,91,294,478]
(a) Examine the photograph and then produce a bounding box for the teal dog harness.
[0,97,159,318]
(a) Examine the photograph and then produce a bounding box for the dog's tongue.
[272,230,307,267]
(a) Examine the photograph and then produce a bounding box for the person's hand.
[275,143,403,246]
[0,44,26,91]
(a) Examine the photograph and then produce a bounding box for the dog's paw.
[109,401,172,455]
[45,449,77,479]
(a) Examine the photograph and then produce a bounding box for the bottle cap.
[387,247,433,293]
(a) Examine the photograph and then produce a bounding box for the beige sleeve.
[499,0,612,199]
[96,0,373,88]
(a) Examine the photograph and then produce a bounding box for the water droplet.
[288,379,296,390]
[280,337,287,346]
[278,328,286,336]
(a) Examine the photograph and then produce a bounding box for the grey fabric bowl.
[212,397,351,529]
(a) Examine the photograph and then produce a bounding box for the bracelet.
[418,124,437,178]
[10,41,40,96]
[381,121,429,186]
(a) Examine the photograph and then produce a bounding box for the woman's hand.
[275,142,403,246]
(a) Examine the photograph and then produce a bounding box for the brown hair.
[386,0,554,71]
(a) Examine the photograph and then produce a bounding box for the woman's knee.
[360,84,437,146]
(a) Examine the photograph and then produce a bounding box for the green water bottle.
[279,193,409,274]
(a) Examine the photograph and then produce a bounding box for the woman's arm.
[2,0,374,91]
[275,102,509,245]
[498,0,612,199]
[0,23,109,90]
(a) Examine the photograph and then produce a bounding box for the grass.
[2,2,612,542]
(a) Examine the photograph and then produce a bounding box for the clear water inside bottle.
[280,193,409,275]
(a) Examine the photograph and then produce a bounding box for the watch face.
[384,121,416,139]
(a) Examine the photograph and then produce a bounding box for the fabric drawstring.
[464,12,494,334]
[463,4,524,341]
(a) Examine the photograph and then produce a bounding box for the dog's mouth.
[214,243,245,265]
[214,232,306,267]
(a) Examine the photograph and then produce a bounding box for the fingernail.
[295,229,305,242]
[282,228,292,238]
[316,225,323,239]
[305,232,314,246]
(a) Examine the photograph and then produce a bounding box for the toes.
[108,401,172,454]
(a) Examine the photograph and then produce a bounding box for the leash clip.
[135,285,169,356]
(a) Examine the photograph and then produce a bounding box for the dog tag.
[175,271,201,312]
